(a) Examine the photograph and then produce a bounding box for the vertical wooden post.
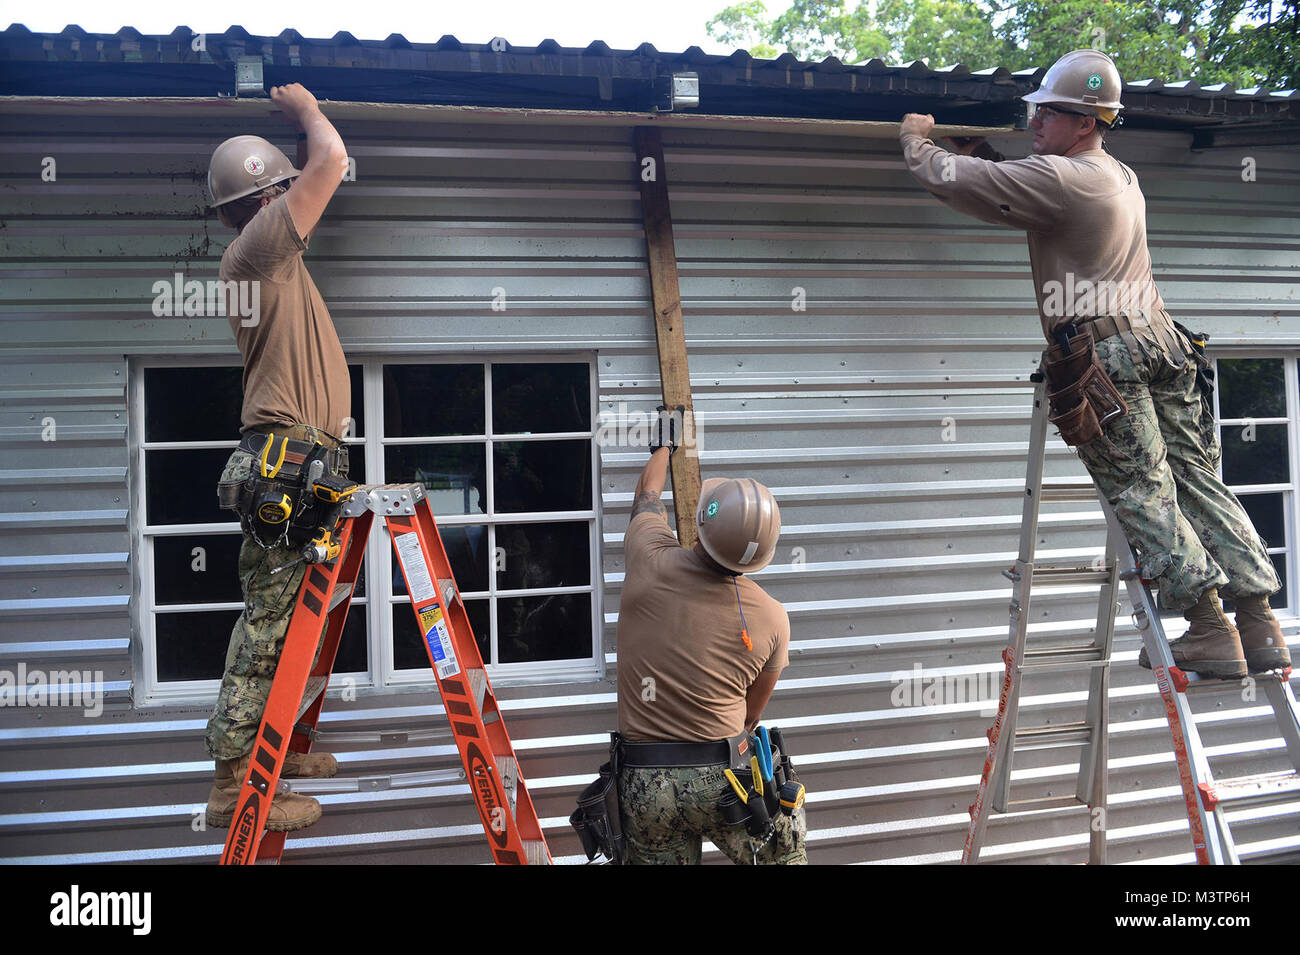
[634,126,702,547]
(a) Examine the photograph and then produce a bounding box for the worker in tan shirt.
[203,83,353,832]
[898,49,1285,680]
[615,436,806,864]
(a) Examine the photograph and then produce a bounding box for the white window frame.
[130,354,603,707]
[1210,350,1297,617]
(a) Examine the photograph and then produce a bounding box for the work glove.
[648,404,684,455]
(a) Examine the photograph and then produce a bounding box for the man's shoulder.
[221,198,306,281]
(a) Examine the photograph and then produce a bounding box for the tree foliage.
[706,0,1298,88]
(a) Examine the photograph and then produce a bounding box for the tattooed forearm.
[631,490,667,519]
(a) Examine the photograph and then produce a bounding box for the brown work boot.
[282,750,338,778]
[205,754,323,831]
[1138,588,1247,679]
[1233,595,1292,672]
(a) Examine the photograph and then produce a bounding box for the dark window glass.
[393,598,489,669]
[497,593,592,663]
[492,363,590,434]
[344,445,366,485]
[156,608,369,683]
[145,367,243,442]
[1218,358,1286,419]
[333,604,369,674]
[147,448,241,525]
[385,444,486,516]
[1222,424,1289,485]
[156,610,236,681]
[1237,492,1285,549]
[493,440,591,513]
[496,522,590,590]
[391,525,489,596]
[383,365,483,437]
[343,364,364,439]
[154,534,243,605]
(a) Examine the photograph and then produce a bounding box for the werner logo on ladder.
[219,481,551,866]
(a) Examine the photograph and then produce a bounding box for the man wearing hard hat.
[898,50,1286,680]
[203,83,352,832]
[613,435,806,864]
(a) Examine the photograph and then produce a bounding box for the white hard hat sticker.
[243,156,265,176]
[738,541,759,565]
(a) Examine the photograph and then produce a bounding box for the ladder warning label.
[394,532,437,605]
[419,605,460,679]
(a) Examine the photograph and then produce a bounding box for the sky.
[0,0,792,53]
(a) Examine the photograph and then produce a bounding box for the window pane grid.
[1212,354,1297,615]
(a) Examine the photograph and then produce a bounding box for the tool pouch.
[1173,320,1215,404]
[569,734,626,864]
[1043,331,1127,446]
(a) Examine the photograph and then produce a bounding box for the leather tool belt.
[235,430,349,477]
[218,431,356,551]
[1043,322,1128,446]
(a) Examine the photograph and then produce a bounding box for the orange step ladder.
[220,483,551,865]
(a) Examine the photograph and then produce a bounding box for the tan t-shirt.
[221,196,351,438]
[899,133,1186,361]
[616,511,790,742]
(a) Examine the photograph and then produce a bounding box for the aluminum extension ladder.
[963,371,1300,864]
[220,483,551,865]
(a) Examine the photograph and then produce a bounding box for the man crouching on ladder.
[898,49,1286,680]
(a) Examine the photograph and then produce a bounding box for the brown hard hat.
[1023,49,1124,122]
[208,135,300,207]
[695,477,781,574]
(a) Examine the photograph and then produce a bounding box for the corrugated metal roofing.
[0,23,1295,131]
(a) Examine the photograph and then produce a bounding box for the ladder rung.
[279,767,465,794]
[1023,644,1101,658]
[523,839,551,865]
[496,755,519,814]
[294,676,329,723]
[328,582,352,613]
[438,578,457,607]
[1030,569,1113,584]
[466,668,496,724]
[1040,482,1098,502]
[1207,772,1300,807]
[1014,722,1093,747]
[1019,658,1109,672]
[1005,795,1085,811]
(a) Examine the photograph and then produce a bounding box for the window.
[1212,355,1297,612]
[133,358,601,703]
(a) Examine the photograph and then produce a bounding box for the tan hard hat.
[1023,49,1124,123]
[695,477,781,574]
[208,135,300,206]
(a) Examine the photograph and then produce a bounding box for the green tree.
[707,0,1297,88]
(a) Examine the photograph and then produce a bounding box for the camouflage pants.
[1075,337,1279,611]
[204,425,347,760]
[618,764,808,865]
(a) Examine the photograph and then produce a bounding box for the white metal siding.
[1,108,1298,863]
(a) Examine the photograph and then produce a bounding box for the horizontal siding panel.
[1,110,1298,864]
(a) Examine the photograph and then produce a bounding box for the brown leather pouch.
[1043,332,1127,446]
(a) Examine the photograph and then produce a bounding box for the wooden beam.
[0,96,1013,139]
[634,125,701,548]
